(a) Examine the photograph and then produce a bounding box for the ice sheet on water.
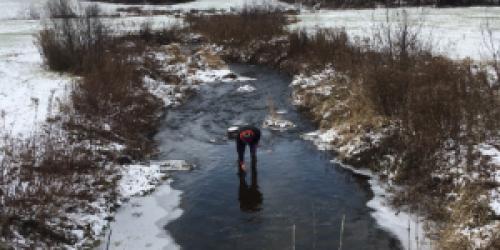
[103,179,183,250]
[149,159,194,171]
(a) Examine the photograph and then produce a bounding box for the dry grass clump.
[133,22,185,45]
[436,182,498,249]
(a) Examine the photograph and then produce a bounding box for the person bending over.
[236,125,261,173]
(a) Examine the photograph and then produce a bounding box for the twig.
[106,228,112,250]
[312,203,316,249]
[339,214,345,250]
[408,218,411,250]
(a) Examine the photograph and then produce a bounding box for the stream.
[154,64,402,249]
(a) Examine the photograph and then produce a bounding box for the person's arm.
[254,128,261,145]
[236,138,246,171]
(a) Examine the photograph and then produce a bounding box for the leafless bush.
[135,21,185,45]
[186,4,289,46]
[362,10,498,183]
[46,0,78,19]
[482,20,500,87]
[287,28,363,72]
[37,1,110,73]
[370,9,432,66]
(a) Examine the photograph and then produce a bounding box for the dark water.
[156,64,401,250]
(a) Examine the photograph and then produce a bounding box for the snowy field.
[293,7,500,60]
[0,16,70,140]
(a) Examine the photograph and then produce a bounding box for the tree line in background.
[284,0,500,8]
[69,0,500,7]
[86,0,191,4]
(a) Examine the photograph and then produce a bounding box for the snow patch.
[262,115,295,131]
[302,129,340,151]
[103,180,183,250]
[304,127,432,249]
[237,84,257,93]
[118,161,192,199]
[331,160,432,250]
[478,144,500,216]
[118,164,167,198]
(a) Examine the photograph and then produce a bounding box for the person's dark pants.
[237,140,258,163]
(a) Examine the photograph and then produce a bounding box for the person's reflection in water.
[238,160,263,212]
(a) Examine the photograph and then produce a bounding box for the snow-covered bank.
[100,161,192,250]
[294,67,500,249]
[292,65,435,249]
[104,182,183,250]
[68,162,190,249]
[144,43,254,108]
[304,130,432,250]
[334,159,432,250]
[0,19,69,140]
[479,144,500,216]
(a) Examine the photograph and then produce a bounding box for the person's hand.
[239,162,246,172]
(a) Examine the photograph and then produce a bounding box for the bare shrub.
[46,0,78,19]
[186,4,289,46]
[482,20,500,87]
[37,1,110,73]
[134,21,185,45]
[357,16,500,241]
[287,28,363,72]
